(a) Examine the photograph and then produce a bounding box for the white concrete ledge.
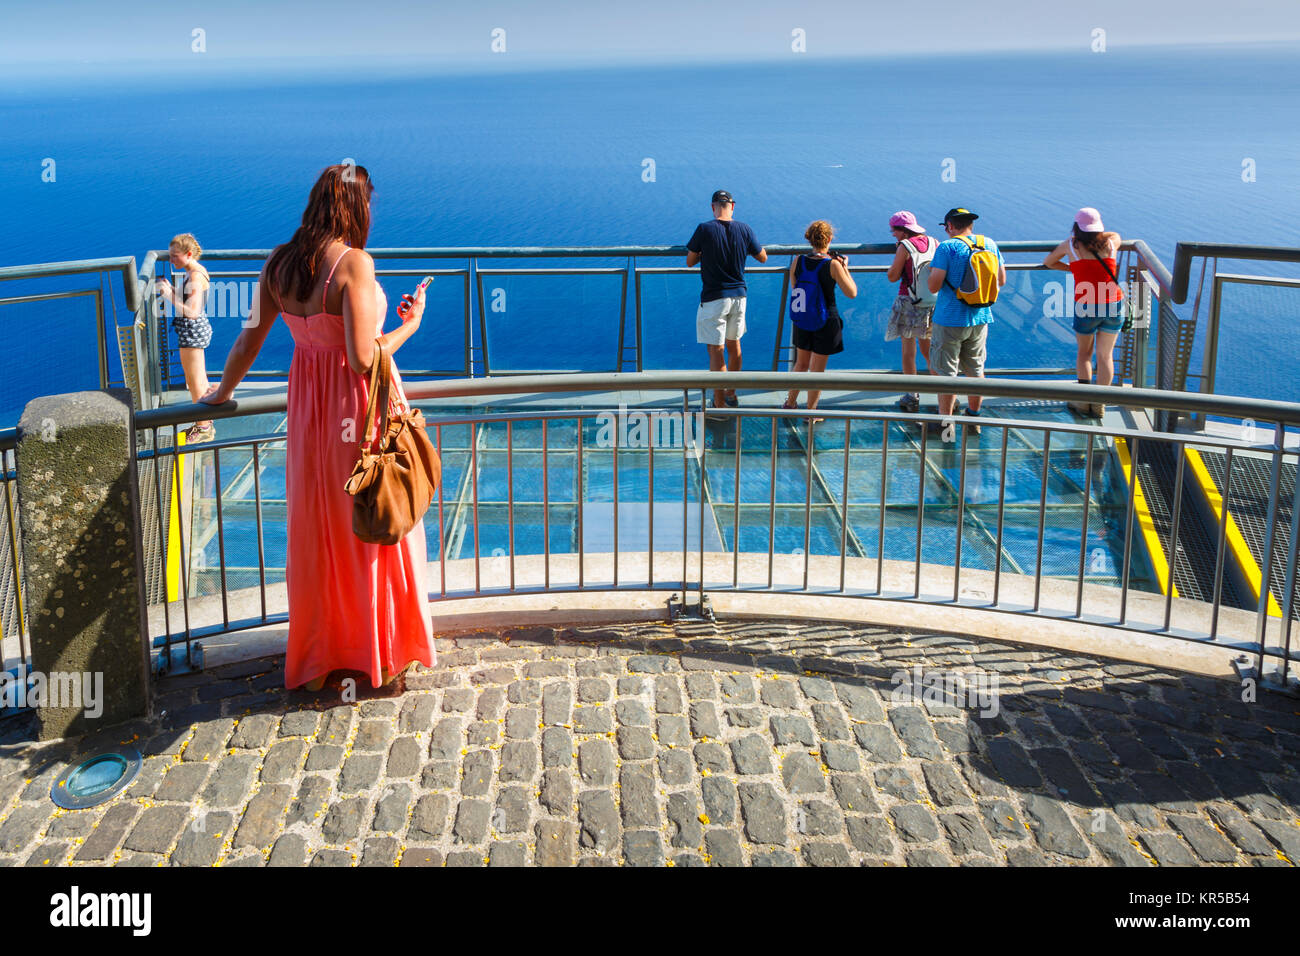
[142,551,1293,682]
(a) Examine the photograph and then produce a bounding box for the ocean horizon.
[2,42,1298,419]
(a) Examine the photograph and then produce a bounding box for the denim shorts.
[1072,299,1125,336]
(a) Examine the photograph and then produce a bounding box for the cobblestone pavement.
[1,620,1299,867]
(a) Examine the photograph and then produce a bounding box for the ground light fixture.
[50,747,142,809]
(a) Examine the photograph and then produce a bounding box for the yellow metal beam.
[1115,437,1178,598]
[1185,446,1282,617]
[165,432,186,602]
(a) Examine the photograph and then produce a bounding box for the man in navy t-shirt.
[686,190,767,410]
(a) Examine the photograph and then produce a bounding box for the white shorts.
[696,296,747,346]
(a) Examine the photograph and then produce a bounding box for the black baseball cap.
[711,190,735,204]
[942,207,978,225]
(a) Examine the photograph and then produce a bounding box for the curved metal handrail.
[1171,242,1300,303]
[136,371,1300,432]
[0,256,141,311]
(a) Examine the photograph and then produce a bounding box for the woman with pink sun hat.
[884,211,939,413]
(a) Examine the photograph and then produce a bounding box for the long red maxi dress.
[276,248,434,688]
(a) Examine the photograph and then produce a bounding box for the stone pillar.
[15,389,151,740]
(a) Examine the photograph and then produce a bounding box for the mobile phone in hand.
[397,275,435,320]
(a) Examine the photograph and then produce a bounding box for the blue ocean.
[2,43,1298,421]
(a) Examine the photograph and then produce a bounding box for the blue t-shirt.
[930,234,1004,327]
[687,219,762,303]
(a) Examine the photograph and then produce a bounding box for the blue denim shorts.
[1072,299,1125,336]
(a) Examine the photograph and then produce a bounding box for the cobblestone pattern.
[1,620,1299,867]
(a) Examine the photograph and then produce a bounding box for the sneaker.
[185,422,215,443]
[723,392,739,408]
[897,393,920,413]
[961,407,982,436]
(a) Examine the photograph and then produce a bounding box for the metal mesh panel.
[1133,442,1245,607]
[137,433,175,606]
[1200,450,1299,620]
[0,465,26,666]
[1118,260,1143,385]
[116,323,144,412]
[1155,295,1197,429]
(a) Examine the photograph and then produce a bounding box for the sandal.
[782,398,797,410]
[382,661,417,687]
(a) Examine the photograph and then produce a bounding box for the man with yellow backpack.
[925,207,1007,442]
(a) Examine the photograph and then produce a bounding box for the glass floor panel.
[175,401,1159,596]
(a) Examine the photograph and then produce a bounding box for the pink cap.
[1074,207,1104,232]
[889,211,925,234]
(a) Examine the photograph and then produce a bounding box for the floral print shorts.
[885,297,933,342]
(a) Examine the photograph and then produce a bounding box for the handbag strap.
[360,339,394,452]
[1087,238,1123,287]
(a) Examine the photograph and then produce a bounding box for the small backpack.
[789,256,829,331]
[950,235,1000,308]
[902,236,938,307]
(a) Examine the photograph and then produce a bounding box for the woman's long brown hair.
[1072,222,1119,255]
[266,164,374,303]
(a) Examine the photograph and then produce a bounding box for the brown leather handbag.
[344,340,441,545]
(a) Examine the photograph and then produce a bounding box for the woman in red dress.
[202,164,434,690]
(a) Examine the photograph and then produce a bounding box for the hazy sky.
[4,0,1298,72]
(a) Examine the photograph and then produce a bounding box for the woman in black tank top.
[157,233,215,442]
[783,220,857,420]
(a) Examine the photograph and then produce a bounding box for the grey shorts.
[931,323,988,379]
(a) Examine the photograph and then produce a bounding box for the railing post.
[771,258,791,371]
[94,288,110,389]
[1155,287,1175,432]
[633,258,643,372]
[15,389,152,739]
[1253,422,1285,679]
[1199,273,1225,431]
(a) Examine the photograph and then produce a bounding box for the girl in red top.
[1044,208,1124,418]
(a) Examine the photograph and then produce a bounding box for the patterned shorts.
[173,316,213,350]
[885,297,933,341]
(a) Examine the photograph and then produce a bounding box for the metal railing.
[132,240,1168,397]
[0,257,143,402]
[134,372,1300,689]
[1161,244,1300,429]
